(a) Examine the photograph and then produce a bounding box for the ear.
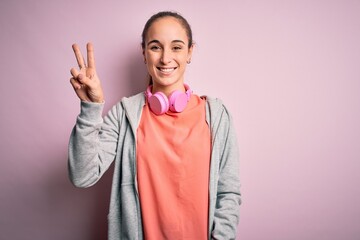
[187,43,194,62]
[142,48,146,64]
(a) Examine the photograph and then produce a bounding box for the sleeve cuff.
[79,101,105,122]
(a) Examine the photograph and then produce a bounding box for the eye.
[150,45,161,51]
[173,46,183,51]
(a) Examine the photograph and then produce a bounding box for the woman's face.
[143,17,193,94]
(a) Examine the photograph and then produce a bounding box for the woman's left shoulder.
[200,95,227,110]
[199,95,235,125]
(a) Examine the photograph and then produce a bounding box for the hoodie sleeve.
[68,101,121,188]
[211,103,241,240]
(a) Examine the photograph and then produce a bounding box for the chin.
[154,78,183,87]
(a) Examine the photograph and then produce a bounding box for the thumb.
[77,74,89,85]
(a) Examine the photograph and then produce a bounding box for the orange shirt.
[137,94,211,240]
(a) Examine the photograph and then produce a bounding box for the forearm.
[68,101,119,188]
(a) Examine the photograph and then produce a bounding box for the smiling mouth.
[157,67,177,73]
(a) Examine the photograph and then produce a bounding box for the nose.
[160,48,172,64]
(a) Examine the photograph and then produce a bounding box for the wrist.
[93,99,104,103]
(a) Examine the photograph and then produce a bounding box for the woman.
[68,11,241,240]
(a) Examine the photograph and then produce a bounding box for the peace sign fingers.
[69,42,104,103]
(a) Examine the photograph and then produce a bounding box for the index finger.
[72,43,86,69]
[87,42,96,68]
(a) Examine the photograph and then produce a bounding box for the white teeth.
[159,68,175,72]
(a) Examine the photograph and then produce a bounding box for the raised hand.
[70,43,104,103]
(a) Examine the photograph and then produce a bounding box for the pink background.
[1,0,360,239]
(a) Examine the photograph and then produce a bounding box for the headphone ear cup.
[148,91,169,115]
[169,90,188,112]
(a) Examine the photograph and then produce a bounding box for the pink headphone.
[145,84,192,115]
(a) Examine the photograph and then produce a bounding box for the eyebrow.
[147,39,186,46]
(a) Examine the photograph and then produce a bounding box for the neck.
[152,81,185,97]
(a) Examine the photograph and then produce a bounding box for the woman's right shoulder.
[107,92,146,125]
[121,92,146,104]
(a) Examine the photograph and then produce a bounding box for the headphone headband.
[145,84,192,99]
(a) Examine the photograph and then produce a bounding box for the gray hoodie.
[68,92,241,239]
